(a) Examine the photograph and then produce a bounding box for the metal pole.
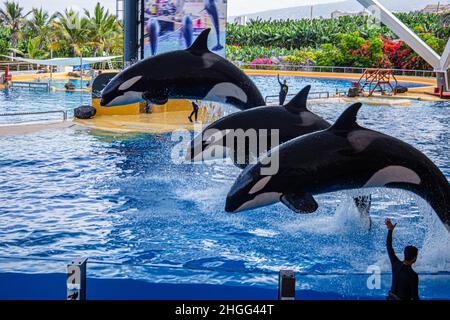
[67,258,88,301]
[50,49,53,83]
[80,55,83,105]
[278,270,296,301]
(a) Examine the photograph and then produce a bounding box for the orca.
[187,88,372,225]
[225,103,450,233]
[186,86,330,168]
[100,29,264,110]
[204,0,223,51]
[182,15,193,48]
[148,18,160,56]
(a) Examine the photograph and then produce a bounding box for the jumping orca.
[149,18,160,56]
[204,0,223,51]
[182,15,193,48]
[187,88,372,225]
[100,29,264,110]
[186,86,330,168]
[225,103,450,233]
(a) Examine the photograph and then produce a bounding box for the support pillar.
[67,258,88,301]
[278,270,296,300]
[124,0,139,65]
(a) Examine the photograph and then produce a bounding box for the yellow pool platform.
[75,98,222,134]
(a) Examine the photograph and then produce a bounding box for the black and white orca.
[100,29,264,110]
[148,18,160,56]
[204,0,223,51]
[225,103,450,233]
[186,86,330,168]
[182,15,193,48]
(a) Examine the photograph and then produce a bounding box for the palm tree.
[27,7,55,43]
[52,9,89,57]
[84,3,122,56]
[10,37,49,59]
[0,1,30,53]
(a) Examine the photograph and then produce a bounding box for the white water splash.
[415,198,450,273]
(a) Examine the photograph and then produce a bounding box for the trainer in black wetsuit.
[278,74,289,105]
[189,101,199,123]
[385,218,419,300]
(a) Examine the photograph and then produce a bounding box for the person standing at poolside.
[278,74,289,105]
[188,100,200,123]
[385,218,420,300]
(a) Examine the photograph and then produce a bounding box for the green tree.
[0,26,11,55]
[10,36,49,59]
[0,1,30,53]
[51,9,89,57]
[84,3,122,56]
[27,7,55,44]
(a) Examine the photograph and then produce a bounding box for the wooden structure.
[357,69,398,96]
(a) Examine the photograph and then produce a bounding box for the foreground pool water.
[0,76,449,299]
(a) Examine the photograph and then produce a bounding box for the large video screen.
[143,0,227,58]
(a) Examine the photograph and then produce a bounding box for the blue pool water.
[0,76,449,299]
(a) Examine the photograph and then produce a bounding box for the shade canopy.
[2,56,122,67]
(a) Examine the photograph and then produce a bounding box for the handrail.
[265,91,332,104]
[0,110,68,122]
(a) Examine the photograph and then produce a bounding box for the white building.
[331,10,369,19]
[420,4,450,14]
[234,16,248,25]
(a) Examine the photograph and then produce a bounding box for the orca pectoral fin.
[354,195,372,230]
[281,193,319,214]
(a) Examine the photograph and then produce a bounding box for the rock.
[396,86,408,94]
[271,57,280,65]
[347,87,360,98]
[74,106,97,120]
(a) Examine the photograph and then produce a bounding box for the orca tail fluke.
[212,44,224,51]
[354,195,372,230]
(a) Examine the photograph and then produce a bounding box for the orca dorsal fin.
[188,28,211,53]
[285,86,311,114]
[330,103,363,131]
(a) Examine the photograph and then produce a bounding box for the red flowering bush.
[381,36,433,70]
[249,58,272,68]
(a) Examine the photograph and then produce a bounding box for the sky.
[13,1,370,15]
[14,0,445,16]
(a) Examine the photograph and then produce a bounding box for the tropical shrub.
[315,43,344,66]
[226,12,448,70]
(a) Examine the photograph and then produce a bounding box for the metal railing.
[265,91,334,105]
[233,62,437,78]
[0,58,124,74]
[0,61,39,72]
[10,81,50,91]
[0,110,68,123]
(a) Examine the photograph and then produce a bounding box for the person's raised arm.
[277,74,282,85]
[385,218,400,265]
